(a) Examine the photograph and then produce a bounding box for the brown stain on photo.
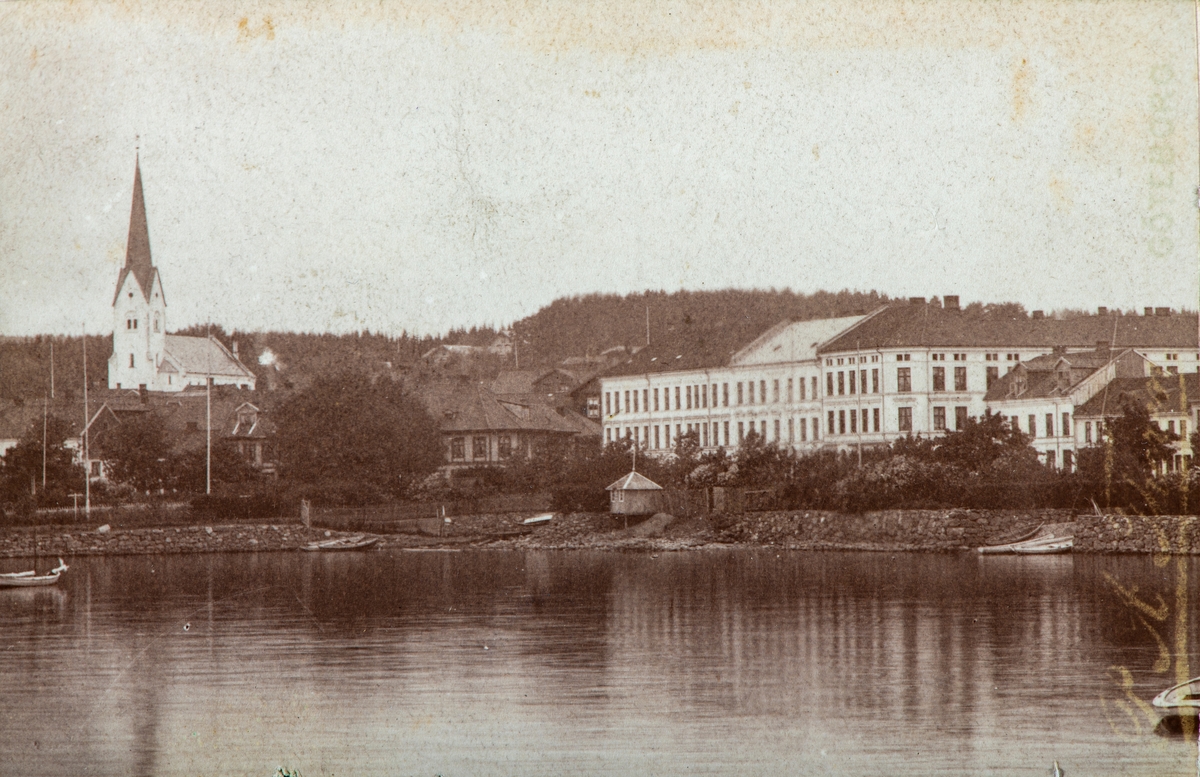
[237,15,276,42]
[1012,57,1032,124]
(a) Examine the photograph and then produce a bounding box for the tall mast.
[82,327,90,518]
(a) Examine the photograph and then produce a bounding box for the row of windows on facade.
[828,352,1020,365]
[449,435,517,461]
[605,417,824,449]
[606,406,1089,446]
[605,365,1002,417]
[125,313,162,332]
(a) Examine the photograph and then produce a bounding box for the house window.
[760,381,766,404]
[871,369,878,393]
[774,419,781,440]
[873,407,880,432]
[719,383,726,407]
[799,378,806,401]
[643,389,648,411]
[709,385,715,407]
[787,379,794,403]
[932,367,945,391]
[986,367,999,389]
[1084,421,1092,443]
[773,379,780,403]
[1045,451,1056,469]
[986,353,998,361]
[624,391,630,413]
[499,436,513,458]
[848,410,856,434]
[838,410,846,435]
[644,426,650,444]
[897,368,911,393]
[788,418,795,442]
[664,425,671,448]
[812,417,819,440]
[129,353,135,368]
[738,422,745,443]
[827,373,834,396]
[828,411,835,436]
[473,436,488,459]
[606,429,612,443]
[798,417,806,442]
[686,386,692,409]
[954,367,967,392]
[748,382,755,404]
[1045,413,1054,438]
[723,422,729,445]
[1063,450,1074,473]
[956,406,968,431]
[1062,413,1071,438]
[848,371,856,395]
[153,314,160,333]
[1028,415,1037,437]
[933,406,946,430]
[451,437,465,460]
[605,393,611,415]
[653,389,659,412]
[1168,420,1176,434]
[838,372,845,395]
[897,354,911,361]
[898,407,912,432]
[701,385,708,408]
[674,386,681,409]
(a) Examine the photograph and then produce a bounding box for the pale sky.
[2,0,1198,337]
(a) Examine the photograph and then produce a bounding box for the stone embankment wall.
[1074,514,1200,554]
[714,509,1072,550]
[0,524,324,559]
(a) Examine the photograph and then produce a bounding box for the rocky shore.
[6,507,1194,557]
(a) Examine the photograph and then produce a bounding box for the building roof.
[818,301,1199,353]
[731,314,868,365]
[415,380,585,435]
[164,335,257,379]
[1074,373,1200,419]
[489,370,541,394]
[983,349,1137,403]
[111,157,162,306]
[605,471,663,491]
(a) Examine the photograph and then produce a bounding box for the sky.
[1,0,1198,337]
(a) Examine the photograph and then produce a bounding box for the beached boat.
[0,559,68,588]
[521,513,554,526]
[976,525,1044,554]
[978,530,1073,555]
[301,535,380,552]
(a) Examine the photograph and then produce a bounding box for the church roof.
[163,335,256,379]
[111,157,163,306]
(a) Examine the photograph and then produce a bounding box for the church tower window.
[129,354,135,368]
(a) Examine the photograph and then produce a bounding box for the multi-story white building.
[600,296,1199,464]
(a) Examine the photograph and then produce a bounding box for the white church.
[108,159,257,392]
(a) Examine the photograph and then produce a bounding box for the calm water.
[1,548,1198,776]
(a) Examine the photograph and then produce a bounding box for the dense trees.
[0,414,83,505]
[274,372,443,502]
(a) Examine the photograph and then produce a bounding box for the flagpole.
[82,326,90,519]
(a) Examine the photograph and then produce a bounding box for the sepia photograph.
[1,1,1199,774]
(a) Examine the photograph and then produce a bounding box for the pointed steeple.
[112,154,161,306]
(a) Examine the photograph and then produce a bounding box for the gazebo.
[605,471,663,516]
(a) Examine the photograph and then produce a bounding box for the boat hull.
[301,536,380,552]
[0,572,62,588]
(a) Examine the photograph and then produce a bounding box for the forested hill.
[509,289,893,369]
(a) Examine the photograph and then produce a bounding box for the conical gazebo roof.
[605,471,663,492]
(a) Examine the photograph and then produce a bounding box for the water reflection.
[1,550,1197,776]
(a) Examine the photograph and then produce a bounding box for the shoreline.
[1,508,1193,558]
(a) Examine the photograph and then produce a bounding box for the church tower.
[108,156,168,390]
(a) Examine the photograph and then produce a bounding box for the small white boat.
[521,513,554,526]
[301,535,380,552]
[1011,539,1073,555]
[1153,677,1200,712]
[0,559,68,588]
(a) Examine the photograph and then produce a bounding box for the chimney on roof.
[1155,307,1171,316]
[1097,306,1107,316]
[1031,310,1044,319]
[1052,345,1067,356]
[909,297,925,305]
[138,384,148,403]
[944,295,960,311]
[1145,307,1153,316]
[1095,340,1110,355]
[232,341,239,358]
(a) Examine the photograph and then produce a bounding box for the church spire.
[123,154,154,297]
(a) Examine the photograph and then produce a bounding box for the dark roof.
[1074,373,1200,418]
[111,157,161,306]
[818,302,1198,353]
[983,349,1128,402]
[415,380,586,435]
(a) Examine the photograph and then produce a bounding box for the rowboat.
[301,535,380,552]
[1153,677,1200,712]
[0,559,68,588]
[978,533,1073,555]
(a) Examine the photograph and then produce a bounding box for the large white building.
[107,158,256,392]
[600,296,1199,469]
